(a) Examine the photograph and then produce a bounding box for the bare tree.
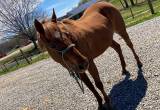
[0,0,47,49]
[123,0,129,8]
[130,0,135,6]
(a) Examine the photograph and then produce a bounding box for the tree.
[130,0,135,6]
[0,0,47,49]
[123,0,129,8]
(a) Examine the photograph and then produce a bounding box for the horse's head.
[34,9,89,73]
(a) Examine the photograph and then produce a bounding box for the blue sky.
[39,0,80,17]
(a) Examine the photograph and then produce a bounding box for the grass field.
[110,0,160,26]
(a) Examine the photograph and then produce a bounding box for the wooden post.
[1,66,5,72]
[123,0,129,8]
[19,49,30,64]
[129,7,134,19]
[3,64,8,71]
[146,0,155,14]
[130,0,135,6]
[119,0,125,8]
[14,58,19,65]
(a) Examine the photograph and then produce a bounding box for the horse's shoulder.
[61,19,75,25]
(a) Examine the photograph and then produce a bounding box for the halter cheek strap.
[58,43,75,54]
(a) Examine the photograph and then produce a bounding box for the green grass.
[113,0,160,27]
[0,52,49,75]
[125,12,160,27]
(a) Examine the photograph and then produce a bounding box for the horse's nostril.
[78,62,88,70]
[79,64,85,70]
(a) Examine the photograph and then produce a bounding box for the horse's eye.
[50,44,56,48]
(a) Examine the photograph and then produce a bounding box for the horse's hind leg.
[118,31,142,68]
[88,60,112,110]
[111,40,127,74]
[79,72,103,109]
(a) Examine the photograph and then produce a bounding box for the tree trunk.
[119,0,125,8]
[32,40,38,49]
[146,0,154,14]
[130,0,135,6]
[123,0,129,8]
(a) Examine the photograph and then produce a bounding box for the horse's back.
[80,1,126,33]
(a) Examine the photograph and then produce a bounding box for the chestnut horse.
[34,1,142,110]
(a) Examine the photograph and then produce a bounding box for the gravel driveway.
[0,17,160,110]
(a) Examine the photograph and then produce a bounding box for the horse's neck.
[59,20,80,36]
[58,20,80,43]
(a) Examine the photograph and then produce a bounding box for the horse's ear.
[34,19,44,34]
[51,8,57,23]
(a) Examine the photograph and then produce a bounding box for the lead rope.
[74,71,84,94]
[60,44,85,94]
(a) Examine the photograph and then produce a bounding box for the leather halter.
[57,43,75,55]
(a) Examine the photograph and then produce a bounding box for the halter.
[57,43,75,55]
[53,23,85,93]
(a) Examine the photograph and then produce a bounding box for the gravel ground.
[0,17,160,110]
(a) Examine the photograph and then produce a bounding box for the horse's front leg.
[79,72,103,109]
[88,60,112,110]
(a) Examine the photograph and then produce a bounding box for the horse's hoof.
[103,103,113,110]
[138,63,143,69]
[98,105,106,110]
[122,69,128,75]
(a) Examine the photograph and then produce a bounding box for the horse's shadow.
[108,68,148,110]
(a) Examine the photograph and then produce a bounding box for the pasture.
[111,0,160,26]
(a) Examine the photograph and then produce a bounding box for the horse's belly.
[88,32,113,58]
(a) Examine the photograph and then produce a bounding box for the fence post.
[14,58,19,65]
[146,0,155,14]
[129,7,134,19]
[119,0,125,8]
[1,66,6,72]
[19,49,30,64]
[3,64,8,71]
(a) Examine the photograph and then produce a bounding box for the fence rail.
[0,43,41,72]
[109,0,160,26]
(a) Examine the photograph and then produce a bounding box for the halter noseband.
[57,43,75,55]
